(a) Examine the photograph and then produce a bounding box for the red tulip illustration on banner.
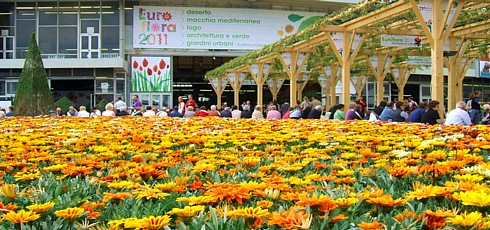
[132,57,171,92]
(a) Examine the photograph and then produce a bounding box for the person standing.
[114,97,127,111]
[177,96,186,115]
[133,95,142,108]
[310,96,322,110]
[185,94,197,111]
[469,91,490,124]
[355,96,367,113]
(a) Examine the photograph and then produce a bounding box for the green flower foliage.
[13,33,54,116]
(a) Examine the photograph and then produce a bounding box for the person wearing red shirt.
[196,106,209,117]
[355,96,367,113]
[185,94,197,111]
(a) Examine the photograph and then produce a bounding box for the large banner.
[131,57,172,92]
[133,6,323,49]
[481,53,490,78]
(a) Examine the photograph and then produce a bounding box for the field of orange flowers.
[1,117,490,229]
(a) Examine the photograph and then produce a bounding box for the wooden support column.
[411,0,464,117]
[446,36,469,111]
[318,72,331,108]
[324,64,342,106]
[249,63,271,108]
[367,54,393,105]
[209,75,228,110]
[390,66,414,102]
[226,71,247,107]
[350,75,368,99]
[277,51,310,105]
[266,77,285,102]
[296,73,310,103]
[325,30,366,104]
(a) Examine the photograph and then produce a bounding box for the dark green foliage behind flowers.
[53,97,76,114]
[13,33,54,116]
[95,99,108,112]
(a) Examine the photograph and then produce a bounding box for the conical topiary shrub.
[95,99,108,112]
[14,33,54,116]
[53,96,76,114]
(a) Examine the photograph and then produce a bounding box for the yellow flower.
[14,169,41,181]
[167,205,206,218]
[133,189,170,200]
[0,184,18,199]
[154,182,177,192]
[454,174,484,184]
[54,207,85,221]
[192,162,216,173]
[138,215,172,230]
[26,202,55,213]
[3,210,40,223]
[406,185,448,201]
[453,191,490,207]
[107,181,139,190]
[337,169,355,177]
[175,196,216,205]
[334,197,359,208]
[234,207,269,219]
[447,211,483,227]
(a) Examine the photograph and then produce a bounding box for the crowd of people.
[3,92,490,126]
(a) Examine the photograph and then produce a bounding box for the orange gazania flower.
[367,195,406,207]
[423,209,453,229]
[0,202,18,211]
[103,192,132,203]
[3,210,40,224]
[358,221,384,230]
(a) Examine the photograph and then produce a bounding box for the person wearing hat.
[481,104,490,124]
[169,106,183,117]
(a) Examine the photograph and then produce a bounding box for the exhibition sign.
[133,6,323,49]
[132,57,172,92]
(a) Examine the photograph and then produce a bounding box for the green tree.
[14,33,54,116]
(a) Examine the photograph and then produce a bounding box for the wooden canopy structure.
[206,0,490,116]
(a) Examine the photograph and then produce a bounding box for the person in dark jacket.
[421,100,442,125]
[241,105,252,118]
[116,107,130,116]
[220,107,232,118]
[392,101,406,122]
[372,101,387,117]
[307,105,322,119]
[169,106,183,117]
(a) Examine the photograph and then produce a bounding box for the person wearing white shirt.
[445,101,472,125]
[114,97,127,111]
[143,105,156,117]
[231,105,241,118]
[102,104,116,117]
[77,106,90,117]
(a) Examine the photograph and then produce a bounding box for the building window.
[6,81,17,95]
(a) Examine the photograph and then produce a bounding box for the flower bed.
[0,117,490,229]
